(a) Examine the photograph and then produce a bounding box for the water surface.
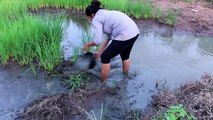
[1,14,213,120]
[62,16,213,109]
[0,65,67,120]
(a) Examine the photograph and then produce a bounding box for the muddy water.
[62,16,213,109]
[1,14,213,120]
[126,32,213,108]
[0,64,67,120]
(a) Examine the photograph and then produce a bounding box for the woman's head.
[85,0,102,19]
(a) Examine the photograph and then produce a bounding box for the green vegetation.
[164,10,178,26]
[154,104,196,120]
[183,0,194,3]
[0,0,178,72]
[65,72,88,91]
[130,110,141,120]
[0,14,65,71]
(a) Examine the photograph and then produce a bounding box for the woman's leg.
[122,59,130,74]
[120,35,138,73]
[101,63,110,82]
[100,41,122,82]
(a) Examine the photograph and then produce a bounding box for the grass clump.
[0,14,65,72]
[65,72,88,91]
[157,9,178,26]
[183,0,194,3]
[154,104,196,120]
[164,10,178,25]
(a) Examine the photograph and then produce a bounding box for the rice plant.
[0,0,26,19]
[130,1,143,19]
[71,46,82,62]
[101,0,129,13]
[69,0,91,11]
[152,7,162,19]
[0,0,174,71]
[65,72,88,91]
[183,0,194,3]
[164,10,178,26]
[0,13,65,71]
[34,16,65,72]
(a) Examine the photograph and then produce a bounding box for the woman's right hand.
[83,41,97,52]
[83,44,90,52]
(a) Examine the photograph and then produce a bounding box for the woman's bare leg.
[122,59,130,74]
[100,63,110,82]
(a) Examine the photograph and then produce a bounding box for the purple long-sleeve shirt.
[92,9,139,44]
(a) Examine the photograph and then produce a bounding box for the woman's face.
[87,14,95,21]
[87,16,93,21]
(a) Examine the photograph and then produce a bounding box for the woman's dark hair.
[85,0,102,16]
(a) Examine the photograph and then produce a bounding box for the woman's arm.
[83,41,97,52]
[95,39,110,59]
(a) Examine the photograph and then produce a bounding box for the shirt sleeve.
[92,18,103,45]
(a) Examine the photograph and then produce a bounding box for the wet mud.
[3,1,213,119]
[150,74,213,120]
[16,61,128,120]
[16,61,213,120]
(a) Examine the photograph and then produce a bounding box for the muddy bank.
[153,0,213,36]
[149,74,213,120]
[15,60,213,120]
[29,0,213,36]
[16,84,127,120]
[16,71,213,120]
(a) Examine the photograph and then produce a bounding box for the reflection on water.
[62,16,213,109]
[127,32,213,108]
[61,15,93,60]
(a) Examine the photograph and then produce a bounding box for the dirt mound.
[154,0,213,36]
[16,94,80,120]
[151,74,213,119]
[16,85,123,120]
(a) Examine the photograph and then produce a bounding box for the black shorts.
[101,34,139,64]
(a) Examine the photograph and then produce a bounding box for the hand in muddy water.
[74,52,97,70]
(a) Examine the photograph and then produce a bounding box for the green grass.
[65,72,88,91]
[164,10,178,26]
[0,14,65,71]
[183,0,194,3]
[101,0,129,13]
[0,0,178,72]
[154,104,196,120]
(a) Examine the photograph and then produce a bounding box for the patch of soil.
[149,74,213,119]
[153,0,213,36]
[15,61,213,120]
[16,85,127,120]
[16,61,130,120]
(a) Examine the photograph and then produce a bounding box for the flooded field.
[62,15,213,109]
[1,14,213,120]
[0,64,67,120]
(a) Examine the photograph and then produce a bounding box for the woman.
[83,0,139,83]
